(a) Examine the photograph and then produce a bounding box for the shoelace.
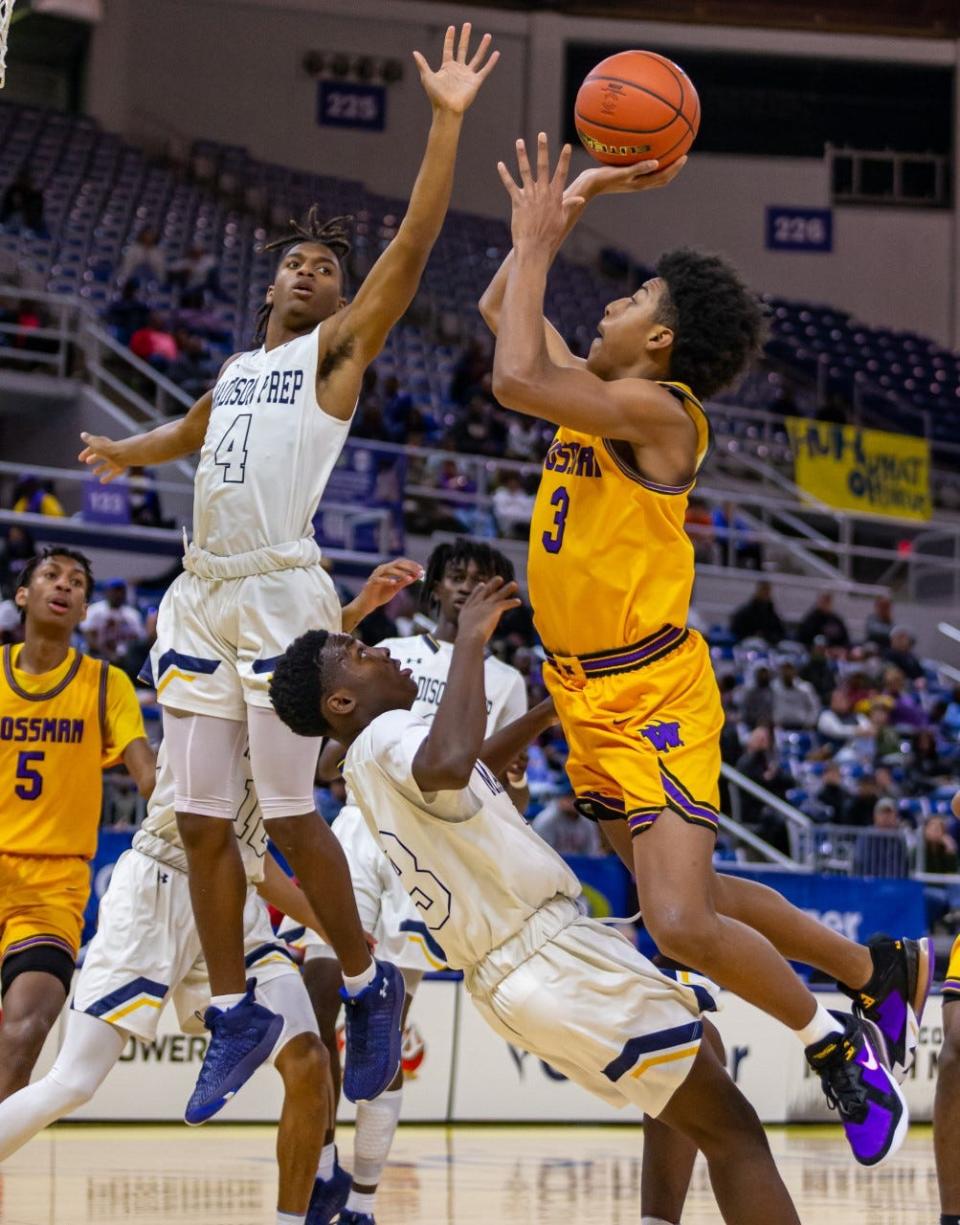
[821,1055,869,1122]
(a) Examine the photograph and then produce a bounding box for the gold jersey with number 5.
[527,382,724,836]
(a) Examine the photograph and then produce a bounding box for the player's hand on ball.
[413,23,499,116]
[498,133,585,252]
[458,576,521,643]
[78,432,129,484]
[569,154,688,203]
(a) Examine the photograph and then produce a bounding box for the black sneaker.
[805,1011,908,1167]
[838,935,932,1082]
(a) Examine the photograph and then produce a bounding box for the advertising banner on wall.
[787,418,931,521]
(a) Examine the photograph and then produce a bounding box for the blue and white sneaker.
[336,1213,375,1224]
[184,978,283,1125]
[306,1156,352,1225]
[340,960,405,1103]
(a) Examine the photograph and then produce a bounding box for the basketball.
[575,49,700,167]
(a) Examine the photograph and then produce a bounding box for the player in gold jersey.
[0,548,154,1100]
[935,788,960,1224]
[486,135,928,1167]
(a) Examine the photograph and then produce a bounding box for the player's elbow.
[491,367,537,412]
[413,751,474,794]
[477,297,499,336]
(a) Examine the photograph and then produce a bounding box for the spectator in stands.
[740,665,774,728]
[907,729,951,793]
[449,338,490,406]
[118,226,167,288]
[117,606,158,686]
[801,636,837,704]
[865,595,894,648]
[0,171,45,235]
[81,578,145,663]
[531,787,601,856]
[505,415,542,461]
[106,279,150,345]
[816,762,849,824]
[796,592,850,649]
[867,697,904,763]
[684,497,715,565]
[884,625,924,682]
[169,242,221,307]
[12,475,65,517]
[882,666,927,728]
[734,725,792,852]
[0,523,36,593]
[817,687,872,753]
[129,312,178,370]
[381,376,415,443]
[492,470,534,539]
[128,467,164,528]
[451,394,506,456]
[922,816,959,875]
[942,686,960,739]
[0,593,20,644]
[853,798,909,878]
[846,774,882,827]
[711,501,762,569]
[729,580,785,645]
[772,661,820,730]
[168,332,218,398]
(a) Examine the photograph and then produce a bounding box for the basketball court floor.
[0,1123,941,1223]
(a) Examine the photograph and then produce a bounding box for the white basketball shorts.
[465,897,710,1119]
[278,805,448,975]
[152,556,342,720]
[74,849,317,1050]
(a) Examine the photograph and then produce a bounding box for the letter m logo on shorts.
[639,721,684,753]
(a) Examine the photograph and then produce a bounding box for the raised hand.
[78,432,130,484]
[457,576,521,644]
[568,154,688,204]
[413,23,499,116]
[360,559,424,611]
[497,133,584,252]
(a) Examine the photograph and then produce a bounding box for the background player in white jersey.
[269,581,802,1225]
[284,540,531,1224]
[76,24,499,1123]
[0,745,335,1225]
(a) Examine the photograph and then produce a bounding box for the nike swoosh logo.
[861,1045,879,1071]
[612,716,631,727]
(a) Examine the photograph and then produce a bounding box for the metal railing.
[805,824,916,879]
[721,763,815,870]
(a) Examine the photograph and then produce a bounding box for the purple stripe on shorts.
[661,775,718,825]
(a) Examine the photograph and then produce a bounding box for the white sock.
[0,1010,126,1161]
[353,1086,403,1186]
[345,1189,376,1216]
[210,992,245,1010]
[794,1002,844,1048]
[276,1214,305,1224]
[341,961,375,997]
[317,1141,337,1180]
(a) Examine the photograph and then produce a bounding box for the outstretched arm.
[411,578,521,793]
[340,558,423,634]
[77,353,239,483]
[479,697,558,780]
[491,136,693,456]
[319,24,497,418]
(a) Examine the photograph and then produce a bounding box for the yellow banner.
[787,418,931,521]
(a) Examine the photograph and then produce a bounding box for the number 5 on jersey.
[214,414,252,484]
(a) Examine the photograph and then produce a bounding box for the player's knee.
[1,1013,55,1072]
[644,902,718,965]
[279,1032,329,1096]
[176,811,236,853]
[48,1065,99,1112]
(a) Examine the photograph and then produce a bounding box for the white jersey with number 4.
[195,326,351,556]
[343,708,581,971]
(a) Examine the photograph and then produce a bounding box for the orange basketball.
[575,50,700,167]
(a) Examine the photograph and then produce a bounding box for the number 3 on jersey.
[214,414,252,484]
[541,485,570,554]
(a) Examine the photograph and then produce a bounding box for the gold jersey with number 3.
[527,381,711,656]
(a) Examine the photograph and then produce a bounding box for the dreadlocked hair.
[269,629,334,738]
[654,248,766,399]
[421,538,516,613]
[252,208,355,345]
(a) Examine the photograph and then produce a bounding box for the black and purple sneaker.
[805,1011,908,1167]
[838,935,933,1082]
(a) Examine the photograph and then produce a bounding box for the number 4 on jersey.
[214,414,252,483]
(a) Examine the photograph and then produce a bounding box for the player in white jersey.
[269,579,802,1225]
[76,24,499,1122]
[284,540,530,1224]
[0,745,338,1225]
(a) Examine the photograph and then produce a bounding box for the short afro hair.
[655,248,765,399]
[421,538,515,613]
[269,629,333,739]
